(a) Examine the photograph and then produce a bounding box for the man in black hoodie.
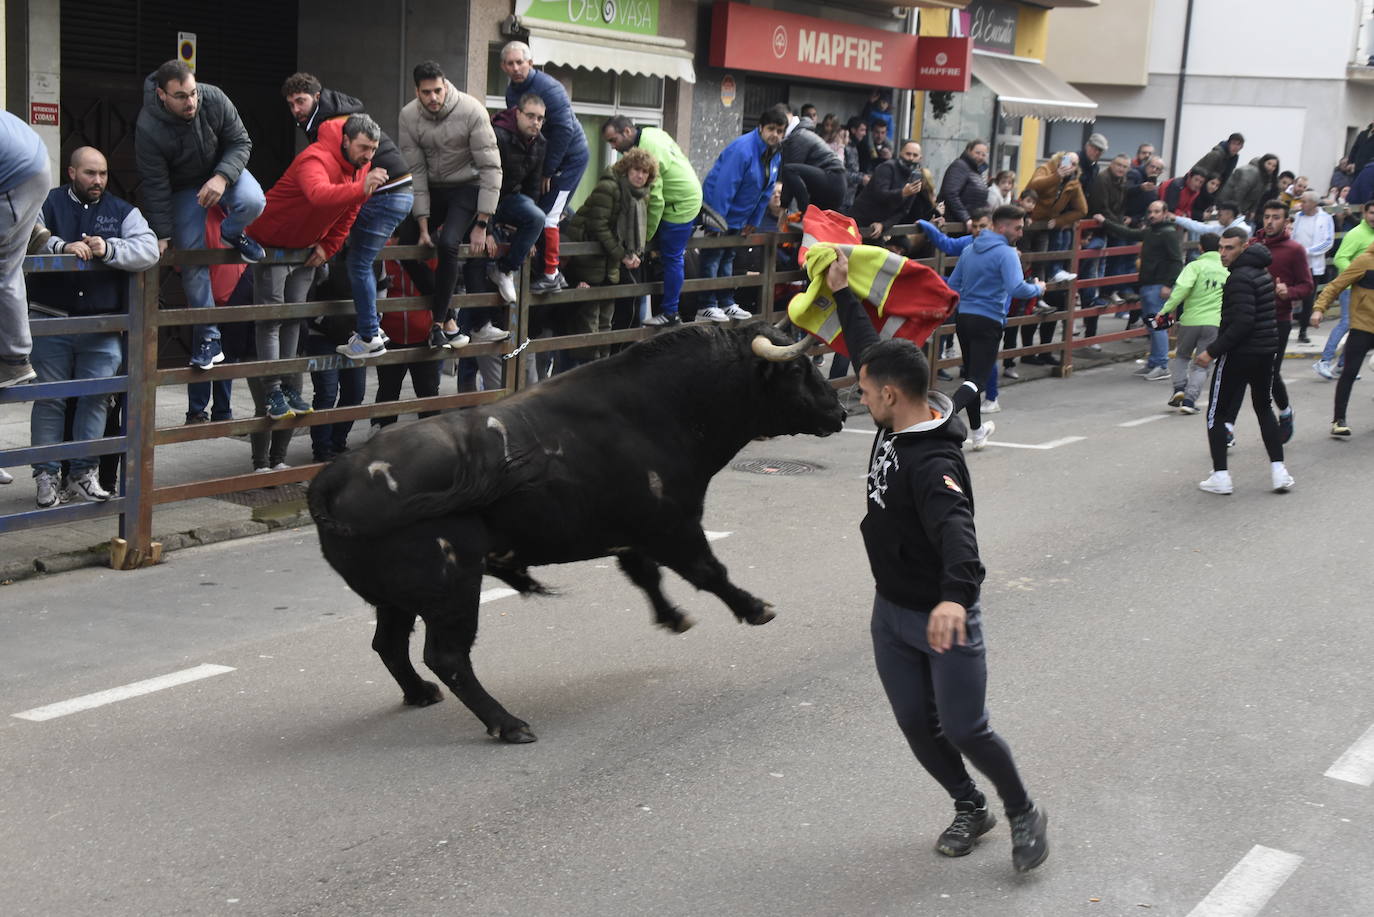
[1195,227,1293,495]
[824,248,1049,874]
[283,72,418,358]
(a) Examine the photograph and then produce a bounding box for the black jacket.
[1103,218,1183,285]
[1209,244,1279,358]
[491,108,546,198]
[938,152,988,224]
[1192,140,1240,188]
[1087,170,1127,223]
[782,122,844,174]
[300,87,410,180]
[850,158,919,227]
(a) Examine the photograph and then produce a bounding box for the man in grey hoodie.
[135,59,265,370]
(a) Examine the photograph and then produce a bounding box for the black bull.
[308,321,847,743]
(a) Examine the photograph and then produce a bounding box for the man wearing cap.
[1079,132,1109,196]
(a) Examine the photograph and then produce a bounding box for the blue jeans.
[1322,289,1351,362]
[655,218,696,316]
[305,335,365,456]
[697,235,738,311]
[494,193,546,273]
[29,330,123,475]
[1140,283,1168,368]
[348,189,413,339]
[1080,234,1106,303]
[171,170,265,343]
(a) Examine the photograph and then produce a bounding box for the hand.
[484,233,498,258]
[196,174,228,208]
[1275,280,1288,299]
[82,235,107,258]
[1194,350,1214,368]
[64,240,93,261]
[541,176,552,196]
[741,225,756,236]
[860,173,870,186]
[1035,279,1047,295]
[932,216,945,228]
[866,221,883,239]
[622,253,641,269]
[1310,310,1324,328]
[1092,213,1105,224]
[304,243,327,268]
[1161,285,1172,298]
[468,225,487,252]
[1046,218,1058,229]
[158,239,170,254]
[824,247,850,292]
[417,228,433,249]
[363,168,389,195]
[927,601,968,654]
[901,181,921,198]
[1141,181,1157,192]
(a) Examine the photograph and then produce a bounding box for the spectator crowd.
[0,51,1368,505]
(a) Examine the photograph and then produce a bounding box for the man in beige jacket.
[398,60,502,349]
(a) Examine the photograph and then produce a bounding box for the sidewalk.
[0,322,1341,584]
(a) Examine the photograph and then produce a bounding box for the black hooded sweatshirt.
[834,287,985,611]
[300,88,410,182]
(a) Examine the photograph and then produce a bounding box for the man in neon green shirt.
[1315,199,1374,377]
[1157,232,1228,413]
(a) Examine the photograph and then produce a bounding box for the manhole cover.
[731,458,820,476]
[211,482,310,506]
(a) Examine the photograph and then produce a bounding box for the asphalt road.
[2,360,1372,917]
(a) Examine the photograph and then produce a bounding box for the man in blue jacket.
[946,205,1045,448]
[501,41,590,293]
[696,106,786,322]
[28,146,159,507]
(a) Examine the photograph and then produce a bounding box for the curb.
[0,507,314,586]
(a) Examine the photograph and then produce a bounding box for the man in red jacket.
[1251,199,1313,442]
[241,114,384,469]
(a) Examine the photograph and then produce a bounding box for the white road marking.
[704,531,733,542]
[1325,722,1374,785]
[1119,414,1169,427]
[985,436,1086,451]
[1185,845,1303,917]
[842,427,874,436]
[480,588,518,604]
[12,663,236,722]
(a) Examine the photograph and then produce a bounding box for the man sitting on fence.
[27,146,158,507]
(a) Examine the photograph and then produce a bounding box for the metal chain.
[501,337,532,362]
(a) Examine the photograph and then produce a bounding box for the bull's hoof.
[489,721,537,744]
[657,610,696,634]
[744,603,776,626]
[403,681,444,707]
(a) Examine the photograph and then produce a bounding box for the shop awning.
[971,52,1096,122]
[514,17,696,84]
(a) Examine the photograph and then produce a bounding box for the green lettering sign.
[516,0,659,36]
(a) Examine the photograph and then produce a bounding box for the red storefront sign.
[914,37,972,92]
[30,102,59,127]
[709,2,920,89]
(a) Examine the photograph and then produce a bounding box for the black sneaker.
[936,799,997,857]
[282,386,313,415]
[427,323,448,350]
[1009,805,1049,872]
[1168,390,1185,407]
[1278,408,1294,444]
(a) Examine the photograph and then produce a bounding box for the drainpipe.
[1168,0,1196,172]
[897,6,919,143]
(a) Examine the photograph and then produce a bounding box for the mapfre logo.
[772,25,788,59]
[935,52,948,66]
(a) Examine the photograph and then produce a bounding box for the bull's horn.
[751,335,811,362]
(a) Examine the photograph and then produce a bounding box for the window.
[993,110,1022,176]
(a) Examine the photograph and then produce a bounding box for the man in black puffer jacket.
[937,139,990,225]
[1195,227,1293,495]
[778,113,846,217]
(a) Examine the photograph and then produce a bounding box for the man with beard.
[851,141,936,244]
[1250,200,1312,442]
[26,147,158,507]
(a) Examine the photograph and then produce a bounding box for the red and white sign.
[710,2,920,89]
[29,102,59,127]
[914,37,972,92]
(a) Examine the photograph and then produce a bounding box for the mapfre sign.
[709,2,920,88]
[914,37,973,92]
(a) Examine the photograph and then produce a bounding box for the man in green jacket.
[602,117,703,326]
[1156,232,1227,413]
[1315,199,1374,378]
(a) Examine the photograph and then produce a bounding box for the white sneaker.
[696,306,730,323]
[1109,292,1124,305]
[65,469,111,503]
[336,332,387,360]
[1198,471,1233,495]
[469,321,511,343]
[1050,269,1078,283]
[486,262,517,303]
[0,467,11,485]
[722,304,752,320]
[981,398,1002,414]
[1271,464,1294,493]
[970,421,995,451]
[1313,359,1335,380]
[35,470,61,508]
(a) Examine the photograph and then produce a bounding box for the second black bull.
[308,321,846,743]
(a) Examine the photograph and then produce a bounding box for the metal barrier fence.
[1,209,1351,566]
